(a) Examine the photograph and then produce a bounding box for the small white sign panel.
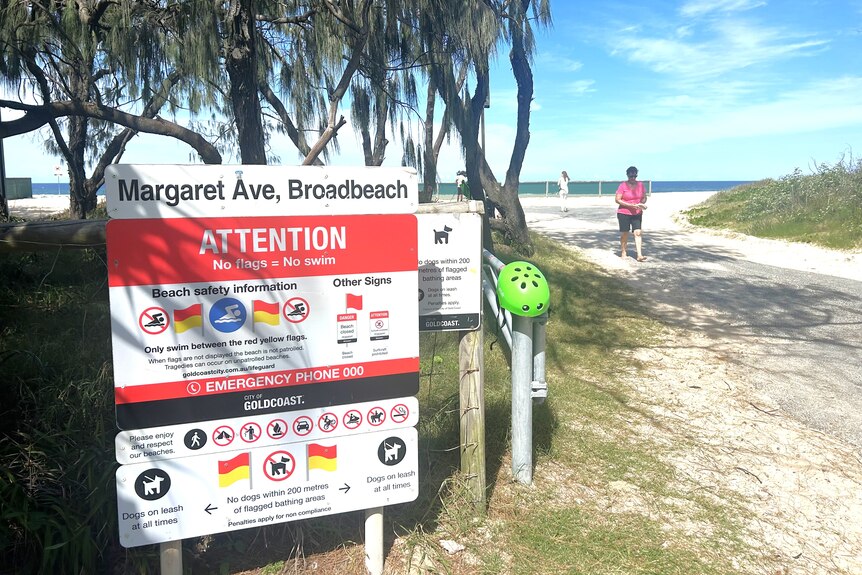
[105,164,418,219]
[116,427,418,547]
[417,213,482,331]
[115,396,418,464]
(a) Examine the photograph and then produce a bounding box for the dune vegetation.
[684,155,862,250]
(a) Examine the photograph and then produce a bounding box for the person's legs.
[632,215,646,261]
[634,230,645,260]
[617,213,630,258]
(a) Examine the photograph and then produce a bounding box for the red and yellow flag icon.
[173,304,203,333]
[218,452,250,487]
[253,300,280,326]
[307,443,337,472]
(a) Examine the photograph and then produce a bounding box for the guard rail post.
[532,316,547,403]
[482,250,550,485]
[511,314,534,484]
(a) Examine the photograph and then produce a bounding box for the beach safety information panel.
[106,214,418,429]
[116,427,418,547]
[417,212,482,331]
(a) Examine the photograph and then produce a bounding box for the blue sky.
[3,0,862,183]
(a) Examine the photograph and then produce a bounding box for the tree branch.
[0,99,222,164]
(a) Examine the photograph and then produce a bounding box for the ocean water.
[29,180,753,197]
[436,180,754,197]
[32,183,84,196]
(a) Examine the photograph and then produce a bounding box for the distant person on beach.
[455,170,468,201]
[557,170,570,212]
[615,166,648,262]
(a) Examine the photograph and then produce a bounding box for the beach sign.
[105,164,420,547]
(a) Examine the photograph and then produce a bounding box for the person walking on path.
[455,170,468,201]
[615,166,648,261]
[557,170,570,212]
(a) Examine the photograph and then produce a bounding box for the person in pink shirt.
[615,166,648,261]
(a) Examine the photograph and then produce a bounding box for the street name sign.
[105,164,418,219]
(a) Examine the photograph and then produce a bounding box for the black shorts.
[617,212,643,232]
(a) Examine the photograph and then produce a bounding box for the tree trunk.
[420,79,437,203]
[489,5,534,254]
[226,0,267,164]
[66,76,96,219]
[0,111,8,221]
[370,94,388,165]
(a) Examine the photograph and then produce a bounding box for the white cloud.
[680,0,766,18]
[518,74,862,180]
[535,53,583,72]
[564,80,596,95]
[614,22,828,83]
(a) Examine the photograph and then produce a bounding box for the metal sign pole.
[364,507,384,575]
[159,540,182,575]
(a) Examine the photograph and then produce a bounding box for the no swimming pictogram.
[139,307,169,335]
[283,297,310,323]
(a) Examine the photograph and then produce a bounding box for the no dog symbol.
[263,450,295,481]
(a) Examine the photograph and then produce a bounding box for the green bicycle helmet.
[496,261,550,317]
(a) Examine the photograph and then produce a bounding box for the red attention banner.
[106,214,418,287]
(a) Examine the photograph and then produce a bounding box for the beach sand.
[6,194,71,220]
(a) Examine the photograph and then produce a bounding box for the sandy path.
[522,193,862,574]
[520,193,862,281]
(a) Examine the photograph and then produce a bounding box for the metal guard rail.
[481,249,548,404]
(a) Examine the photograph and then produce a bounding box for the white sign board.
[115,396,418,464]
[106,165,421,547]
[105,164,418,219]
[116,427,418,547]
[417,213,482,331]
